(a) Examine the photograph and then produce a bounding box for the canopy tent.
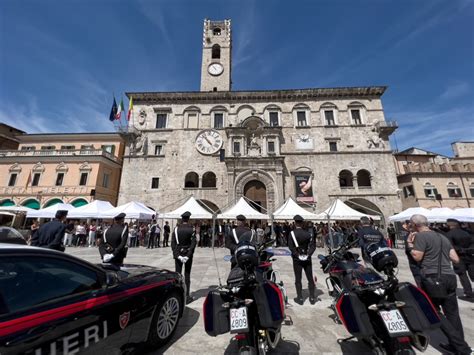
[425,208,454,223]
[315,199,381,221]
[272,197,319,220]
[449,208,474,223]
[67,200,115,219]
[388,207,431,222]
[217,197,269,220]
[27,203,76,218]
[159,196,214,219]
[0,205,36,213]
[101,201,156,220]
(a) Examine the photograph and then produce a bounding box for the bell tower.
[200,19,232,92]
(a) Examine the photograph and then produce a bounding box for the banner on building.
[295,175,314,203]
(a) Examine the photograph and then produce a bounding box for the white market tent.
[388,207,431,222]
[0,205,36,213]
[449,208,474,223]
[315,199,381,221]
[159,196,214,219]
[27,203,76,218]
[425,208,455,223]
[67,200,115,219]
[272,197,319,220]
[101,201,156,220]
[217,197,269,220]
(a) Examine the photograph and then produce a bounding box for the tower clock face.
[208,63,224,76]
[195,129,223,155]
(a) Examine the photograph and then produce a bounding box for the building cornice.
[17,132,124,143]
[127,86,387,104]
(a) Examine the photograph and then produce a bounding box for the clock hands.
[202,135,212,145]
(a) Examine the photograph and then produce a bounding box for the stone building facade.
[0,132,125,209]
[395,144,474,209]
[119,19,401,219]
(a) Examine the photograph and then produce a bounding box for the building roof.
[0,123,26,134]
[17,132,124,142]
[395,147,449,158]
[126,86,387,103]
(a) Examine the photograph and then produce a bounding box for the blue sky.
[0,0,472,156]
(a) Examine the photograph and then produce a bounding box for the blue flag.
[109,97,118,122]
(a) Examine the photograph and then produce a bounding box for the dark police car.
[0,244,186,354]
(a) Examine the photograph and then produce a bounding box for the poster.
[295,175,314,202]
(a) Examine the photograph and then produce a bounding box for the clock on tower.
[200,19,232,92]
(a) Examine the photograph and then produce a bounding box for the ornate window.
[348,102,366,125]
[202,172,216,188]
[423,182,438,198]
[184,172,199,188]
[8,163,21,187]
[293,104,310,127]
[357,169,371,188]
[339,170,353,188]
[447,182,462,198]
[320,102,338,126]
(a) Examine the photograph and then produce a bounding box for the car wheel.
[147,292,182,348]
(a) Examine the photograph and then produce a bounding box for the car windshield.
[0,227,24,241]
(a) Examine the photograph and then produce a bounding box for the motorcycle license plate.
[379,310,410,336]
[230,307,249,333]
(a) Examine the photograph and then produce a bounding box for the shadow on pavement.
[141,307,200,354]
[224,337,300,354]
[191,285,219,301]
[337,338,373,354]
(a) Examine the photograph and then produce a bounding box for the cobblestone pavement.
[67,246,474,354]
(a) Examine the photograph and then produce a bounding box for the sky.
[0,0,473,156]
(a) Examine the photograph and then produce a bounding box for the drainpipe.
[459,173,471,207]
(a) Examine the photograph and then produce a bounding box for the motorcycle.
[204,239,287,355]
[319,239,440,355]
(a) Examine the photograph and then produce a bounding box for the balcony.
[0,149,121,163]
[375,120,398,137]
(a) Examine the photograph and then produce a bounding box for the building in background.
[394,142,474,209]
[119,19,401,219]
[0,123,25,150]
[0,132,125,209]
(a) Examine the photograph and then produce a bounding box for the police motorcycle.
[319,239,440,355]
[204,239,287,355]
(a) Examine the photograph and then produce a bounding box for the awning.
[22,199,41,210]
[71,199,89,208]
[0,199,15,207]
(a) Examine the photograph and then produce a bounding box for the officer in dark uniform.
[288,215,316,305]
[99,213,129,266]
[226,214,252,268]
[32,210,68,251]
[446,218,474,299]
[171,211,197,303]
[357,216,387,263]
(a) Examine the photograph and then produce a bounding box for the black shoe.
[438,343,456,353]
[310,297,317,305]
[186,295,194,304]
[293,297,304,305]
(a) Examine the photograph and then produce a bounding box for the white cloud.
[439,82,470,100]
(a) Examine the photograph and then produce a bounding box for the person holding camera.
[406,214,471,355]
[99,213,129,267]
[288,215,316,305]
[171,211,197,303]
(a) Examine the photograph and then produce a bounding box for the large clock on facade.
[208,63,224,76]
[195,129,223,155]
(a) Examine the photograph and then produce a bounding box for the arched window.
[213,27,221,36]
[339,170,354,188]
[212,44,221,59]
[202,172,216,188]
[424,182,438,198]
[447,182,462,198]
[357,169,371,187]
[184,172,199,188]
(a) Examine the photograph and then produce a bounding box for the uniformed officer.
[446,218,474,299]
[226,214,252,268]
[33,210,68,251]
[171,211,197,303]
[288,215,316,305]
[357,216,387,263]
[99,213,129,266]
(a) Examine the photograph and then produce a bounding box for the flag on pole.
[25,171,31,189]
[115,98,124,120]
[127,97,133,121]
[109,97,118,122]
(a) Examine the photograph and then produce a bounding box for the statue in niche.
[367,128,384,149]
[132,132,148,155]
[248,133,261,156]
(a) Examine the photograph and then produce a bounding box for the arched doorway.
[244,180,267,212]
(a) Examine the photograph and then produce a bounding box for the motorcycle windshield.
[352,268,384,286]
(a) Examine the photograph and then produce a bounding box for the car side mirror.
[106,272,118,287]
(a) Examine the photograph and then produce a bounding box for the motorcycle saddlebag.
[394,282,440,332]
[252,281,285,329]
[336,292,375,338]
[203,290,230,336]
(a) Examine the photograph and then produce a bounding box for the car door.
[0,253,132,354]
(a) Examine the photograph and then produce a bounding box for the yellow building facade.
[0,132,125,209]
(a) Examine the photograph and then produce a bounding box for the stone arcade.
[119,19,401,219]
